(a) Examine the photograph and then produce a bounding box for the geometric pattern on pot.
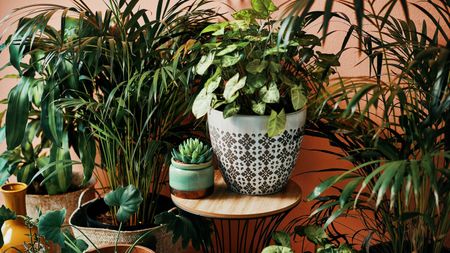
[208,109,306,195]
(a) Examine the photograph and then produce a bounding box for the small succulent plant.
[172,138,212,164]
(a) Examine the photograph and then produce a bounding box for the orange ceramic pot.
[84,244,155,253]
[0,182,37,252]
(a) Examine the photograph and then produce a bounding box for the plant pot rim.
[209,107,306,118]
[83,244,155,253]
[69,196,170,234]
[170,158,212,168]
[26,177,96,197]
[0,182,28,193]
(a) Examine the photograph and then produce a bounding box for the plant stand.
[171,172,302,253]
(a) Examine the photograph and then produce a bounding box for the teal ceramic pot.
[169,158,214,199]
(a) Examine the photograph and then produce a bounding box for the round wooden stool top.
[171,171,302,219]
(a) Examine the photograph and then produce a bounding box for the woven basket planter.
[26,176,96,224]
[69,196,182,252]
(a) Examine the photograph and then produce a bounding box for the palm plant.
[50,0,214,226]
[295,1,450,252]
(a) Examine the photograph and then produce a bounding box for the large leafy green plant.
[0,7,95,194]
[298,1,450,252]
[191,0,339,136]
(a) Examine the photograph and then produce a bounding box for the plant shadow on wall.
[265,0,450,253]
[0,0,218,250]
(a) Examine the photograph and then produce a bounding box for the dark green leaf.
[6,76,33,149]
[295,225,328,245]
[272,231,291,247]
[77,124,96,185]
[38,209,66,247]
[104,185,143,223]
[339,177,362,208]
[223,102,240,118]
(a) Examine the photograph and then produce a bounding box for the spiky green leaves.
[104,185,143,223]
[171,138,212,164]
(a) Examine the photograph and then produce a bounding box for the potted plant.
[190,0,339,195]
[0,184,155,253]
[0,5,97,223]
[286,1,449,252]
[170,138,214,199]
[18,0,217,251]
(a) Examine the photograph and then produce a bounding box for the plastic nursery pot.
[169,158,214,199]
[84,244,155,253]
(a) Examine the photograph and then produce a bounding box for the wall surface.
[0,0,447,252]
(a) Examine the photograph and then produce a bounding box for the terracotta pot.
[84,244,155,253]
[208,108,306,195]
[0,182,37,252]
[26,176,96,224]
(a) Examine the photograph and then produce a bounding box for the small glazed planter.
[208,108,306,195]
[169,158,214,199]
[84,244,155,253]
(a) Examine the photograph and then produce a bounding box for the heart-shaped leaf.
[267,109,286,137]
[38,209,66,247]
[246,59,268,74]
[0,205,17,247]
[251,100,266,115]
[196,51,215,75]
[260,82,280,104]
[251,0,278,17]
[104,185,143,223]
[192,88,214,118]
[290,85,307,110]
[223,73,246,101]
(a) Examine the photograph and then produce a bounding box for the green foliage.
[171,138,212,164]
[38,209,66,247]
[154,209,213,251]
[191,0,339,137]
[302,1,450,252]
[104,185,143,223]
[263,226,355,253]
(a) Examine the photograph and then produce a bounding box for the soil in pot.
[86,195,174,230]
[78,195,177,252]
[84,245,154,253]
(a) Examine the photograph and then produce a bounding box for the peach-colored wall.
[0,1,447,253]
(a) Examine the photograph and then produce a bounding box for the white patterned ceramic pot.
[208,108,306,195]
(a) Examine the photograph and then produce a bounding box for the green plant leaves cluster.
[191,0,339,136]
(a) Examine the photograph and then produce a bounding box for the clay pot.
[84,244,155,253]
[0,182,37,252]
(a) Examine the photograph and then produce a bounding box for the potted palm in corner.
[191,0,339,195]
[288,1,450,252]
